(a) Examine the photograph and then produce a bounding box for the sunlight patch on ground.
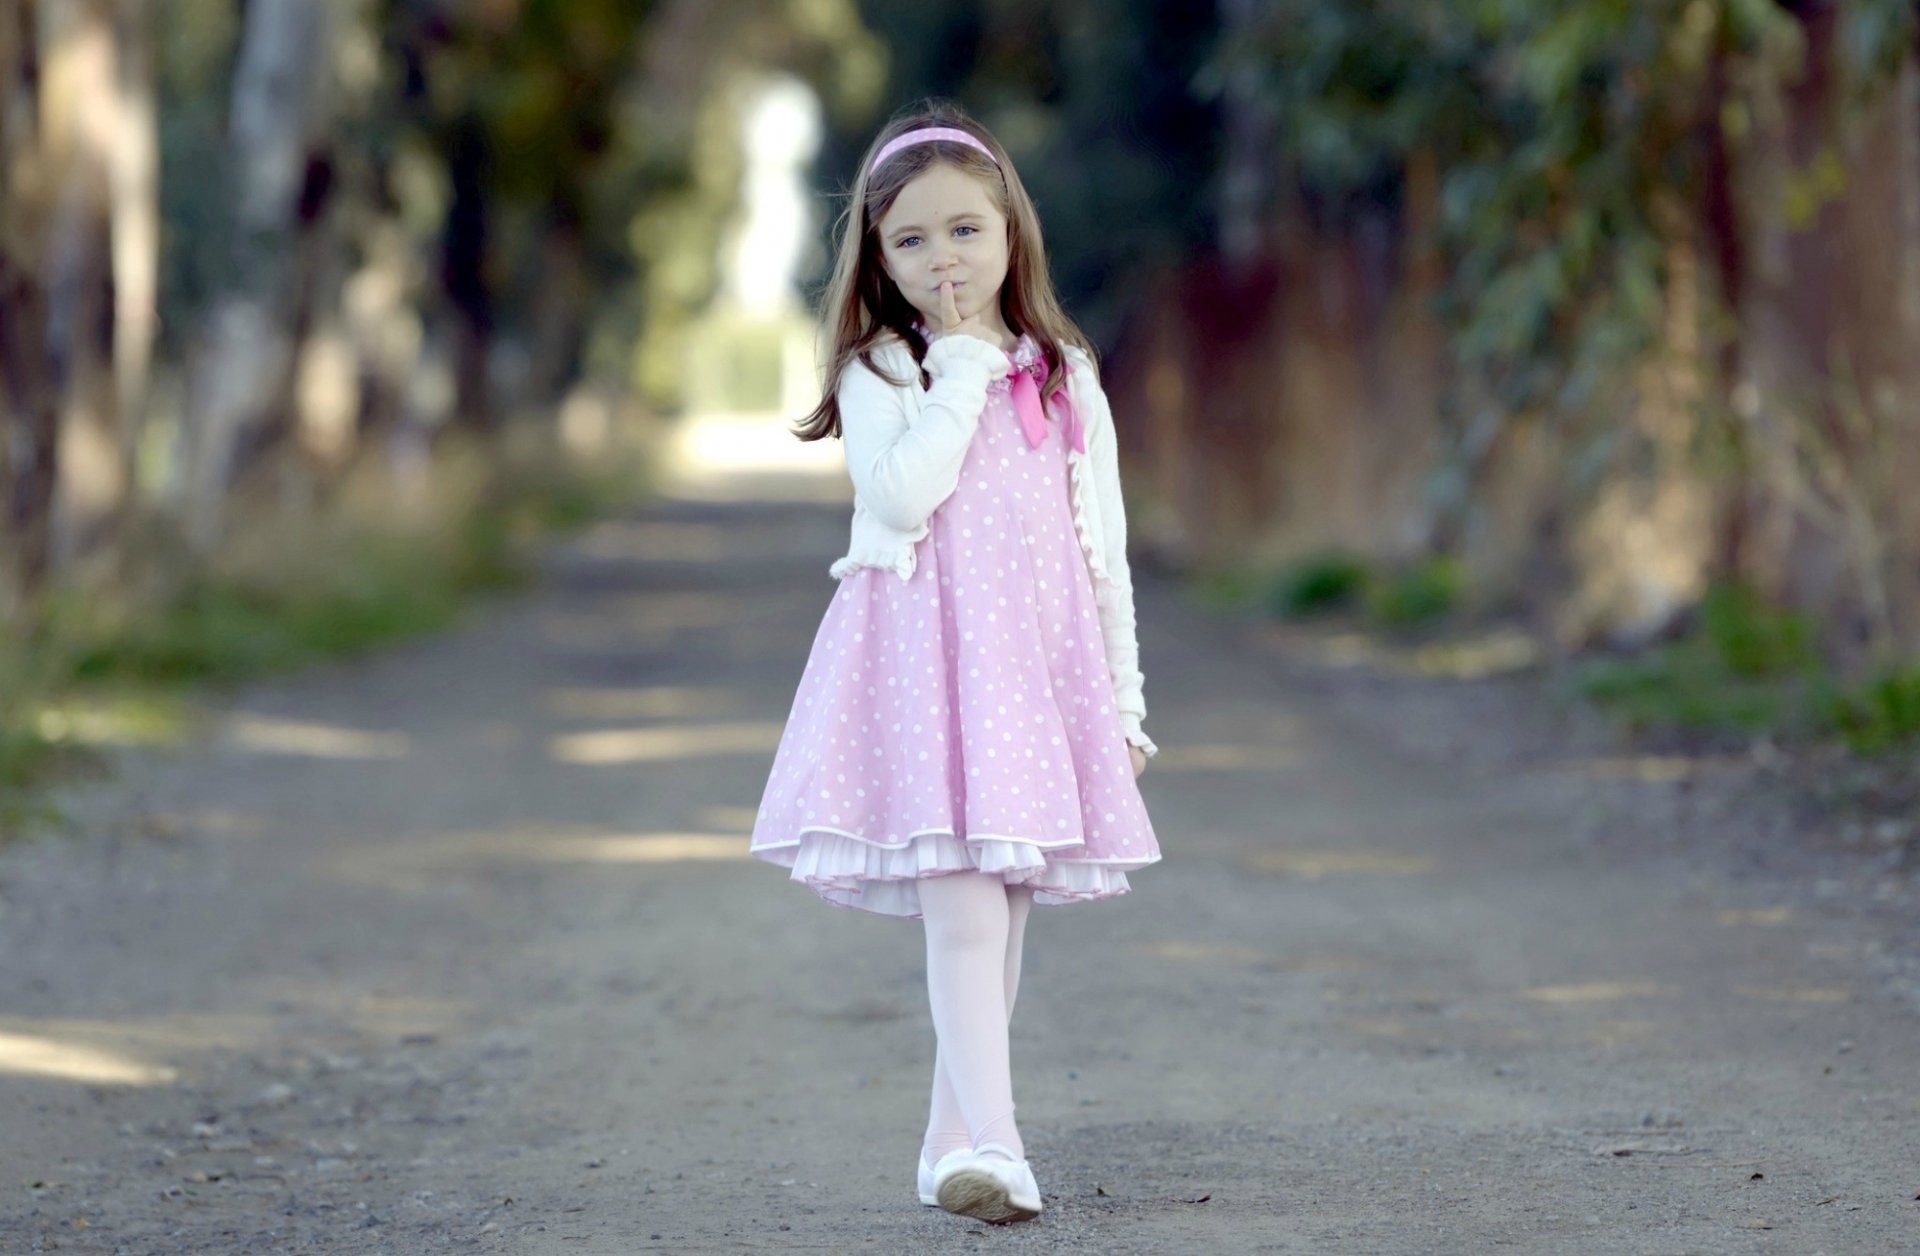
[1718,906,1794,926]
[142,808,271,841]
[1139,939,1270,964]
[0,998,479,1086]
[335,993,480,1038]
[1561,754,1699,782]
[1735,985,1850,1003]
[1266,626,1542,680]
[1584,1018,1658,1046]
[695,804,761,830]
[549,721,783,764]
[1409,630,1541,679]
[0,1030,178,1085]
[1255,952,1380,974]
[34,696,191,748]
[0,1015,278,1054]
[545,686,742,721]
[1519,980,1678,1004]
[541,833,746,862]
[223,715,412,760]
[1247,848,1436,879]
[313,825,753,893]
[1300,632,1381,669]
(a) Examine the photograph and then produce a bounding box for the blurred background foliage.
[3,0,1919,820]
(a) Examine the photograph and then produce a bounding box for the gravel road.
[3,453,1917,1255]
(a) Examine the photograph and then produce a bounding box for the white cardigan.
[826,331,1157,758]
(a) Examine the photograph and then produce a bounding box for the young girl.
[747,103,1161,1225]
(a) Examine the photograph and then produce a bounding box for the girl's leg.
[918,873,1028,1160]
[921,880,1033,1161]
[917,879,1036,1167]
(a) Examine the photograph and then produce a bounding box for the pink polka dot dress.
[748,335,1160,918]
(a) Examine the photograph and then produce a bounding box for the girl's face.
[874,162,1011,332]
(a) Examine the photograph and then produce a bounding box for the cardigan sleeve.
[837,334,1008,535]
[1076,358,1158,759]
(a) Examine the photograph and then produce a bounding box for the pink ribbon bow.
[1008,352,1084,454]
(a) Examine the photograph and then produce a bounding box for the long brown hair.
[791,101,1095,442]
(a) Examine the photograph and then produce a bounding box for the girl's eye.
[954,225,976,238]
[897,236,921,248]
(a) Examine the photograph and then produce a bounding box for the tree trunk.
[39,0,123,579]
[523,214,587,409]
[108,0,155,474]
[1891,50,1920,653]
[0,1,59,611]
[1728,3,1836,608]
[179,0,330,552]
[443,112,492,431]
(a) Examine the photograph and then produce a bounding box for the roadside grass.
[1571,583,1920,754]
[0,426,655,845]
[1197,550,1464,633]
[1197,553,1920,758]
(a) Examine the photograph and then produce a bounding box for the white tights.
[919,872,1035,1165]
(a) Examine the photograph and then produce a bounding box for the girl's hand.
[1128,744,1147,779]
[930,280,991,344]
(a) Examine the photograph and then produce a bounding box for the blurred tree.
[0,2,59,610]
[1209,0,1920,657]
[626,0,883,405]
[178,0,334,552]
[1,0,887,600]
[378,0,658,429]
[378,0,881,414]
[108,0,156,501]
[0,0,157,605]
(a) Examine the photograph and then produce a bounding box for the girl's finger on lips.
[940,281,958,329]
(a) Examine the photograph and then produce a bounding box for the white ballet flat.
[918,1148,973,1206]
[932,1142,1041,1224]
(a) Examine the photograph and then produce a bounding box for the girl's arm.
[1078,368,1158,759]
[838,335,1009,534]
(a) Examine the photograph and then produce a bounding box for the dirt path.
[3,450,1917,1254]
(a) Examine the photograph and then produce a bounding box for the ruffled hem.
[751,828,1159,919]
[828,543,918,582]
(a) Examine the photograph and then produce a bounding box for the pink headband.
[868,126,998,174]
